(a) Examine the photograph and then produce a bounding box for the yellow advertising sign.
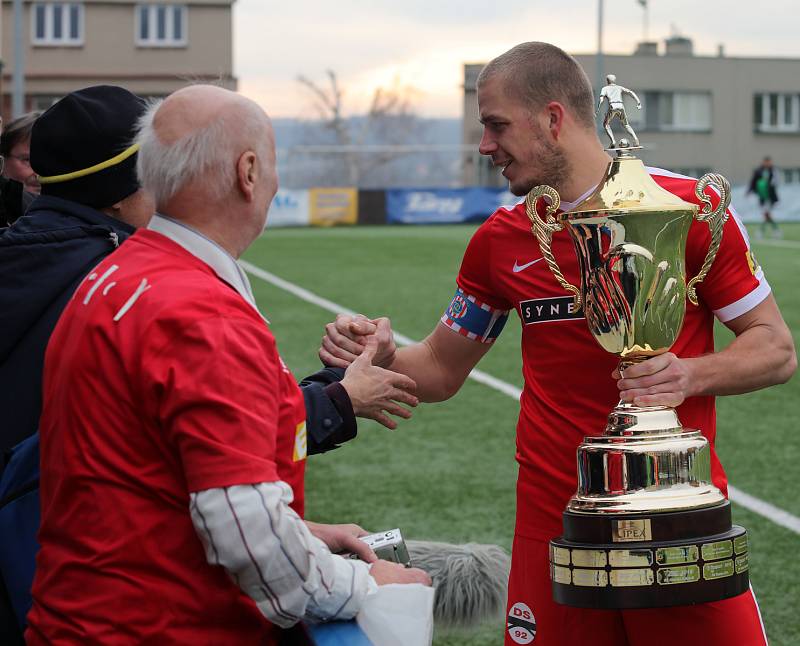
[293,422,307,462]
[309,187,358,226]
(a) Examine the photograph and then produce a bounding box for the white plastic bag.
[356,583,435,646]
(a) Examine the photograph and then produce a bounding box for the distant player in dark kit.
[747,156,781,238]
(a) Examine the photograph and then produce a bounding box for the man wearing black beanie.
[0,85,153,455]
[0,85,153,644]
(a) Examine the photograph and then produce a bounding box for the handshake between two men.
[322,313,700,410]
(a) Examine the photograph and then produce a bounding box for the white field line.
[241,260,524,400]
[728,486,800,534]
[241,259,799,535]
[752,237,800,249]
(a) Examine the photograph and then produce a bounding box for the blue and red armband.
[440,288,509,343]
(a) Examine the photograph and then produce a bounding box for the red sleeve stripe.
[465,293,493,312]
[441,316,478,340]
[440,315,499,343]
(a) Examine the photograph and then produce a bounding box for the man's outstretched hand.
[340,336,418,430]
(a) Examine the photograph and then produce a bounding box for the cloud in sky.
[233,0,800,118]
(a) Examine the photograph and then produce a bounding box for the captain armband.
[440,288,509,343]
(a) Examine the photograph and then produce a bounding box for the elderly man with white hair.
[25,85,430,645]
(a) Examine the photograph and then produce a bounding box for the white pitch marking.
[241,259,799,535]
[752,237,800,250]
[728,486,800,535]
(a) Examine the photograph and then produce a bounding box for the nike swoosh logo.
[512,258,545,273]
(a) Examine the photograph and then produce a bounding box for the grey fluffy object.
[406,539,511,629]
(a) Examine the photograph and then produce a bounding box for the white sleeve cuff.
[713,274,771,322]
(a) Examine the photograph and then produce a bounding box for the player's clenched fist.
[613,352,695,408]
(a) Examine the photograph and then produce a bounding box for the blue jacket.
[0,195,134,456]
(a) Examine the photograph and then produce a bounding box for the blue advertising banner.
[386,188,521,224]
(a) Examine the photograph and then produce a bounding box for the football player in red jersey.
[320,42,796,646]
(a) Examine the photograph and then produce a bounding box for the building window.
[782,168,800,184]
[32,3,83,46]
[136,4,187,47]
[754,93,800,133]
[641,91,712,132]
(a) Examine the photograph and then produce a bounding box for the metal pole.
[596,0,604,101]
[12,0,25,118]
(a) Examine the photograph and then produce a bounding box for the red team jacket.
[27,230,307,645]
[448,168,768,542]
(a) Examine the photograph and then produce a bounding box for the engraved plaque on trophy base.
[549,501,749,608]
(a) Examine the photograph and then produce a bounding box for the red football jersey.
[27,230,307,645]
[452,168,768,542]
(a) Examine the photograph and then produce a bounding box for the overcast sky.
[233,0,800,118]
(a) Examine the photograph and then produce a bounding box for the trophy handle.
[686,173,731,306]
[525,185,582,311]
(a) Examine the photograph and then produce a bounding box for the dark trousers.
[0,576,24,645]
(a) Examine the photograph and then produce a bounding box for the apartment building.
[0,0,235,119]
[463,37,800,187]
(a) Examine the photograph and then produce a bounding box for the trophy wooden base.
[549,501,749,609]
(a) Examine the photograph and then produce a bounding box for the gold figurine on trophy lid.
[527,75,748,609]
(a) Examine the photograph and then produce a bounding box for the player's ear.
[543,101,566,141]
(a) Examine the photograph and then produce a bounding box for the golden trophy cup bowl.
[528,122,749,608]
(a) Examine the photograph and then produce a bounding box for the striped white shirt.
[190,482,377,627]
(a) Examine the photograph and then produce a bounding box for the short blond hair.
[477,42,596,130]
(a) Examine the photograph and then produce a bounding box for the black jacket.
[0,195,355,458]
[301,366,357,452]
[0,178,31,227]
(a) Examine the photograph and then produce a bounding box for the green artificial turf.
[243,222,800,645]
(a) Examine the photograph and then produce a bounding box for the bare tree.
[294,70,429,187]
[297,71,351,142]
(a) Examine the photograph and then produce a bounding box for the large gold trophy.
[528,77,749,609]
